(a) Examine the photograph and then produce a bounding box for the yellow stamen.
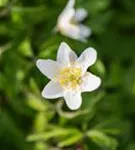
[59,67,81,89]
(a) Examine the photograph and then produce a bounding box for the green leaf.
[85,0,111,14]
[18,38,33,57]
[58,133,82,147]
[0,0,8,6]
[0,111,29,150]
[34,112,47,133]
[34,141,48,150]
[29,78,40,95]
[39,44,58,58]
[26,94,46,112]
[27,128,80,142]
[87,130,118,150]
[127,143,135,150]
[93,59,106,77]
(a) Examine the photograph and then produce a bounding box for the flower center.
[59,67,82,89]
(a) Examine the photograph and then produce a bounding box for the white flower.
[55,0,91,42]
[36,42,101,110]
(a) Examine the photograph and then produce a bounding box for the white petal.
[61,24,83,41]
[80,72,101,92]
[42,81,64,99]
[58,0,75,25]
[60,24,90,42]
[58,8,75,26]
[76,47,97,74]
[74,8,88,22]
[65,0,75,9]
[79,24,92,38]
[64,91,82,110]
[36,59,61,79]
[57,42,77,66]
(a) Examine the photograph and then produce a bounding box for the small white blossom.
[36,42,101,110]
[55,0,91,42]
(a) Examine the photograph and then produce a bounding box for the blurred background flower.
[0,0,135,150]
[55,0,91,42]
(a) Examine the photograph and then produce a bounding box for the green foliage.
[0,0,135,150]
[87,130,118,150]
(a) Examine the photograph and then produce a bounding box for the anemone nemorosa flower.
[55,0,91,42]
[36,42,101,110]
